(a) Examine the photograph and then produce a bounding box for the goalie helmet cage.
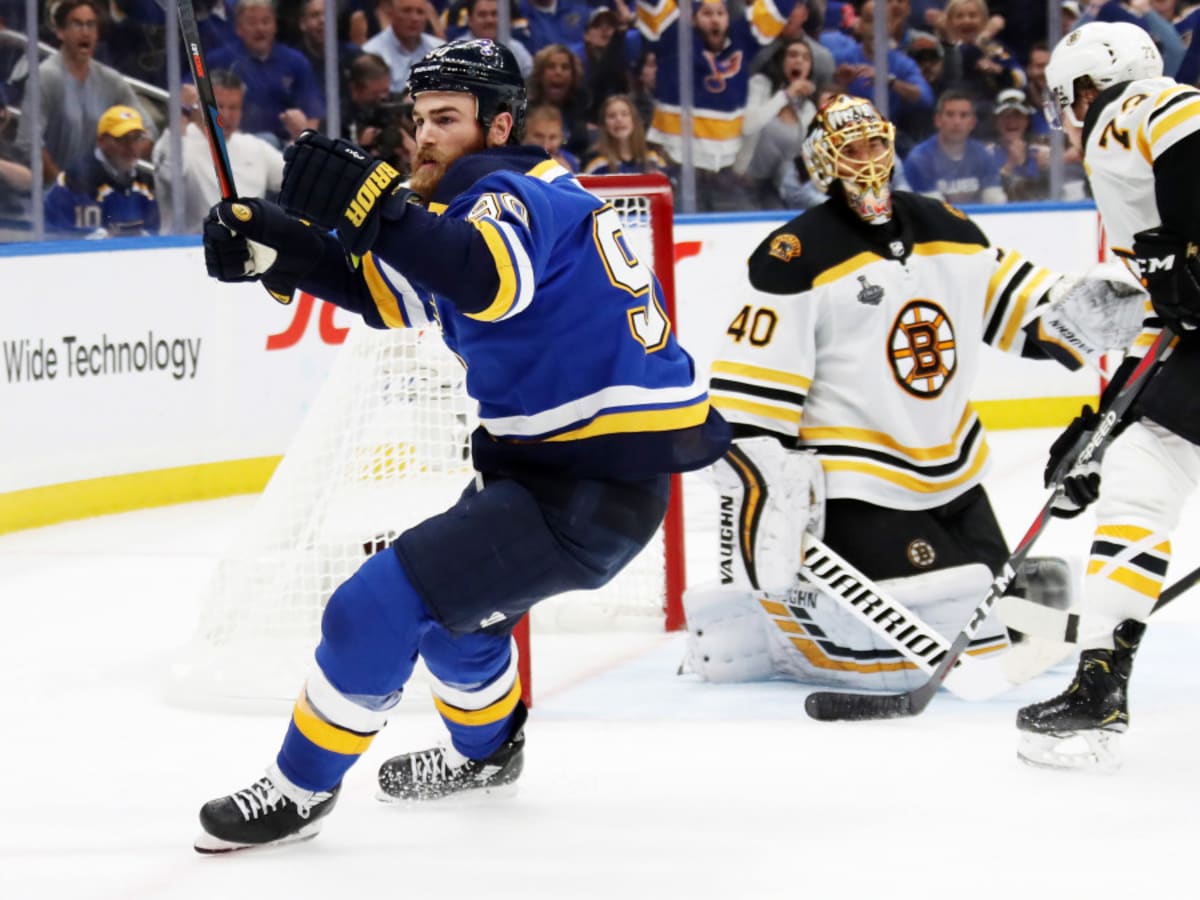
[169,173,686,712]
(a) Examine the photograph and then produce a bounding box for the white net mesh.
[170,188,674,708]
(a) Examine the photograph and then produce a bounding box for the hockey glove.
[1044,405,1102,518]
[203,199,325,305]
[1131,228,1200,333]
[279,130,408,257]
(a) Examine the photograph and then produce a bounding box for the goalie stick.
[172,0,288,303]
[805,328,1176,722]
[798,536,1011,702]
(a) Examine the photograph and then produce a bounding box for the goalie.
[685,94,1105,693]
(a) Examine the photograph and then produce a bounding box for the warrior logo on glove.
[344,161,402,228]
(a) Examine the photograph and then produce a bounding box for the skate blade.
[374,781,519,806]
[193,820,325,854]
[1016,730,1122,774]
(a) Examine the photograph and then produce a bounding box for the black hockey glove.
[279,130,408,257]
[203,199,325,305]
[1132,228,1200,333]
[1044,405,1102,519]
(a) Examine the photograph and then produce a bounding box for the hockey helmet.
[407,38,527,143]
[801,94,896,224]
[1045,22,1163,130]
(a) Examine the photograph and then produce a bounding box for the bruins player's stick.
[805,328,1176,722]
[998,558,1199,646]
[173,0,290,303]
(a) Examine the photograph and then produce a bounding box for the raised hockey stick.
[805,328,1176,722]
[798,536,1011,701]
[173,0,290,304]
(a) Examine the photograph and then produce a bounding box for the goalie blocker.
[682,438,1065,692]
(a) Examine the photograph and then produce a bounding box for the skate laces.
[231,778,286,821]
[409,744,469,784]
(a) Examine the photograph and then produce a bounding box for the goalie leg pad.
[708,437,825,589]
[682,585,776,683]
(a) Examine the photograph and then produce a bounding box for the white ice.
[2,429,1198,900]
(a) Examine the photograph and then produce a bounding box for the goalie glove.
[203,199,325,305]
[279,130,409,257]
[1030,263,1147,370]
[1131,228,1200,333]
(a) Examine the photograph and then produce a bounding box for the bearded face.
[408,93,489,199]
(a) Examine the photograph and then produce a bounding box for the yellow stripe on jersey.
[651,108,745,141]
[292,693,377,756]
[911,240,984,257]
[526,158,563,180]
[710,359,813,391]
[998,267,1053,352]
[433,677,523,727]
[747,0,787,41]
[813,251,882,287]
[1147,86,1200,150]
[820,439,989,494]
[712,394,804,429]
[1136,119,1152,165]
[984,250,1020,321]
[637,0,678,40]
[800,407,975,463]
[466,218,520,322]
[363,253,408,328]
[541,397,712,441]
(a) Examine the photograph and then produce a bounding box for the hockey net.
[169,173,685,710]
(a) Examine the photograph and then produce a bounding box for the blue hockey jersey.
[300,146,730,479]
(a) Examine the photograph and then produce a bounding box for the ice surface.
[1,430,1197,899]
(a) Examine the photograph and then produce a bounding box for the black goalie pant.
[822,484,1010,582]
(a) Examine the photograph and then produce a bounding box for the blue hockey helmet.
[406,39,527,144]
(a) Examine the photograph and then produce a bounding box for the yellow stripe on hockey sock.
[1095,524,1155,542]
[433,678,523,727]
[292,693,377,756]
[1107,566,1162,600]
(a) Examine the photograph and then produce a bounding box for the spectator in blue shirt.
[903,89,1007,204]
[44,104,160,236]
[362,0,445,90]
[207,0,325,146]
[520,0,591,53]
[833,0,934,120]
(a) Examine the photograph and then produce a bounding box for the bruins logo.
[768,233,801,262]
[907,538,937,569]
[888,300,957,398]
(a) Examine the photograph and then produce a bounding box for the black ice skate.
[1016,619,1146,772]
[378,701,527,802]
[194,764,340,853]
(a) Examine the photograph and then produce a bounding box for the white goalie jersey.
[709,192,1062,511]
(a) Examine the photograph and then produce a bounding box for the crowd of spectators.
[1,0,1198,237]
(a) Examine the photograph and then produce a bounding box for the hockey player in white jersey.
[685,93,1087,693]
[1014,21,1200,770]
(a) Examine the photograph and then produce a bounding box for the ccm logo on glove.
[344,161,402,227]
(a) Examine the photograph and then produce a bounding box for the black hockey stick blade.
[804,329,1174,723]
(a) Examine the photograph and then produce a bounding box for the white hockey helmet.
[1045,22,1163,129]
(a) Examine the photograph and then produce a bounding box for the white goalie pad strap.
[707,437,825,590]
[681,585,776,683]
[1036,263,1147,370]
[304,665,396,733]
[429,640,519,710]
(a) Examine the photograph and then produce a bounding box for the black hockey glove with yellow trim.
[1132,228,1200,334]
[279,130,410,258]
[203,198,324,305]
[1044,405,1102,519]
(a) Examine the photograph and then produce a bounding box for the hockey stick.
[805,328,1176,722]
[798,536,1011,701]
[998,557,1199,646]
[172,0,290,304]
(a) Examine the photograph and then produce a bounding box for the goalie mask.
[1045,22,1162,130]
[801,95,896,225]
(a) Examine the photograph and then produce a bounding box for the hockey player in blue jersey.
[196,38,730,853]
